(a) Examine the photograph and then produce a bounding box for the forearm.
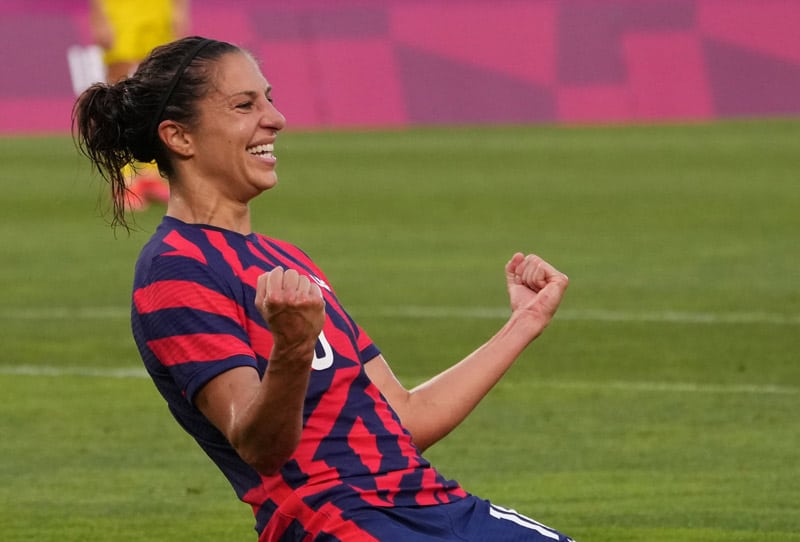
[369,253,568,451]
[237,379,310,473]
[402,312,542,450]
[223,267,325,475]
[219,342,315,476]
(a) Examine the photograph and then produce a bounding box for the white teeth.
[247,144,274,155]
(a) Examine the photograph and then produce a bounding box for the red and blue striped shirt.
[131,217,466,539]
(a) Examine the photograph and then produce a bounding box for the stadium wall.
[2,0,799,134]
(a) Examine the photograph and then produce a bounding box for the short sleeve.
[133,252,258,403]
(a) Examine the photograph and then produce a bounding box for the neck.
[166,186,253,235]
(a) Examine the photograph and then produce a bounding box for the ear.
[157,120,194,158]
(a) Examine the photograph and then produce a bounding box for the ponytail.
[72,36,240,231]
[72,81,137,230]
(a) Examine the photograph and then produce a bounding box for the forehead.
[208,51,270,95]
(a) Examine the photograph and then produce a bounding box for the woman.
[73,36,574,542]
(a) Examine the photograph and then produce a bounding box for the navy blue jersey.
[131,217,466,540]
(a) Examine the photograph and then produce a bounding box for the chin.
[257,174,279,192]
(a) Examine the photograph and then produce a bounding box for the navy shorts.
[318,495,575,541]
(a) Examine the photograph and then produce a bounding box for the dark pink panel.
[396,45,556,125]
[248,5,389,40]
[556,0,695,85]
[704,38,800,116]
[0,98,75,133]
[0,14,79,97]
[698,0,800,64]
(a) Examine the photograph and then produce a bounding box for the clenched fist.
[255,267,326,364]
[505,253,569,337]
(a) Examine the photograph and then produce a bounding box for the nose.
[262,101,286,131]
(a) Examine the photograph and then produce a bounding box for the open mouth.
[246,143,275,158]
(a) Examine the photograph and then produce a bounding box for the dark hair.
[72,36,239,230]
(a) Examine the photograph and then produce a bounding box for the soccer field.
[1,119,798,541]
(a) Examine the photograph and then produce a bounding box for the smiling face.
[185,51,286,202]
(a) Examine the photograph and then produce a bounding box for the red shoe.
[138,176,170,204]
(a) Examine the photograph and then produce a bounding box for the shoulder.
[133,219,234,293]
[252,234,315,263]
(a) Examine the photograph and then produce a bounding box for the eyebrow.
[230,87,272,100]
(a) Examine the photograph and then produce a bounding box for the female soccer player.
[73,36,574,541]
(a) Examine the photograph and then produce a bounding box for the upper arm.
[194,365,262,442]
[135,252,262,408]
[364,354,411,420]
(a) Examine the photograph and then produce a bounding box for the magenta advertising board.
[2,0,799,134]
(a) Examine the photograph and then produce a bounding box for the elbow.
[247,456,287,477]
[238,442,297,477]
[407,427,452,455]
[231,431,301,477]
[410,438,430,455]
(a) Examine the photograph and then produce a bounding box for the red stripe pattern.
[131,217,465,540]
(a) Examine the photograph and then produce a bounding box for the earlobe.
[158,121,194,158]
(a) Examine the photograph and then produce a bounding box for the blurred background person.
[88,0,190,211]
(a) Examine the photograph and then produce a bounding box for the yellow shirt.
[100,0,177,64]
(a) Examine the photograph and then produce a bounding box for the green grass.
[1,119,799,541]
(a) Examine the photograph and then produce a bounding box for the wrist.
[267,341,317,374]
[505,310,546,344]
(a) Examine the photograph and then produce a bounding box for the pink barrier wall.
[2,0,799,134]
